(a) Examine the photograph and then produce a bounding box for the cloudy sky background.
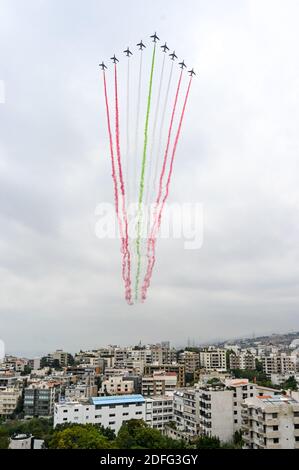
[0,0,299,356]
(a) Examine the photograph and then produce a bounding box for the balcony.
[266,443,281,450]
[264,430,280,439]
[265,418,279,426]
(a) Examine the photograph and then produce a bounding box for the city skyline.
[1,0,299,354]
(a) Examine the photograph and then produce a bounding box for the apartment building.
[142,372,177,396]
[101,376,135,396]
[0,387,21,417]
[48,350,73,367]
[151,346,177,365]
[229,351,256,370]
[24,383,57,417]
[145,395,174,430]
[198,384,234,443]
[262,353,296,376]
[54,395,146,434]
[144,364,185,388]
[179,351,200,374]
[199,349,227,372]
[28,358,41,371]
[242,394,299,449]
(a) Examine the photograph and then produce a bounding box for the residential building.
[144,364,185,388]
[151,345,177,365]
[179,351,200,374]
[145,395,174,430]
[0,387,21,417]
[229,351,256,370]
[199,348,227,372]
[262,353,296,376]
[24,383,57,417]
[28,358,41,371]
[48,350,73,367]
[54,394,146,434]
[142,372,177,396]
[101,376,135,396]
[242,394,299,449]
[198,384,234,443]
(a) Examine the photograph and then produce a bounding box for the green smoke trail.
[135,44,156,301]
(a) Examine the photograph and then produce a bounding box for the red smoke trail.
[114,64,132,304]
[103,70,119,217]
[140,71,183,298]
[142,76,193,301]
[154,71,183,223]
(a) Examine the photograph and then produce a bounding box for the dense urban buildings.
[1,332,299,449]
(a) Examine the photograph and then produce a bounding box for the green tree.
[0,428,9,449]
[233,430,243,448]
[48,424,112,449]
[115,420,184,449]
[20,365,32,376]
[281,376,298,391]
[195,435,221,449]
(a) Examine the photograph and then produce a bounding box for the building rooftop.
[257,394,298,405]
[90,394,145,406]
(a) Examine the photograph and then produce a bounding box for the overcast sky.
[0,0,299,356]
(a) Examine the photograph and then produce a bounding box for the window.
[273,438,279,444]
[273,426,278,431]
[63,418,67,421]
[272,413,278,419]
[234,411,237,415]
[109,413,116,417]
[63,410,68,413]
[294,424,299,430]
[123,412,129,416]
[109,405,116,409]
[234,402,237,406]
[109,421,115,425]
[74,409,79,412]
[136,411,142,415]
[234,419,238,424]
[295,437,299,442]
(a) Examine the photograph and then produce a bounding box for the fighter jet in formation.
[150,32,160,43]
[110,55,119,64]
[123,47,133,57]
[137,40,146,50]
[99,62,107,70]
[188,68,196,76]
[179,60,187,69]
[169,51,178,61]
[161,42,169,53]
